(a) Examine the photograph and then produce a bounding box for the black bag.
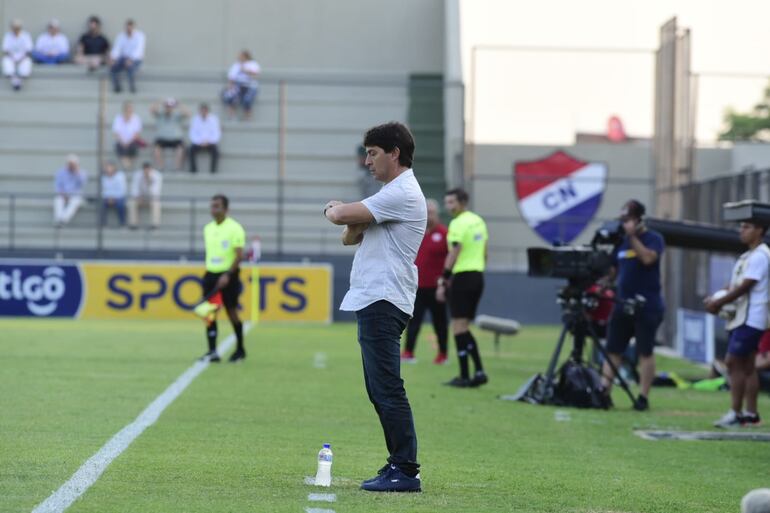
[554,359,611,409]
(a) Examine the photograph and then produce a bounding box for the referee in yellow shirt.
[200,194,247,363]
[437,188,489,387]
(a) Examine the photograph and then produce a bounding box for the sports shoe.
[228,349,246,363]
[470,371,488,387]
[199,350,220,363]
[713,410,742,428]
[361,464,421,493]
[362,463,391,485]
[741,412,762,427]
[444,376,472,388]
[400,350,416,363]
[633,394,649,411]
[433,353,448,365]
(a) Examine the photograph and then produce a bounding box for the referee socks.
[233,321,244,352]
[206,321,218,352]
[454,332,470,379]
[456,331,484,374]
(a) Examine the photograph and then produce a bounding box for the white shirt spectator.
[101,170,127,200]
[2,30,33,60]
[189,113,221,145]
[112,113,142,145]
[35,32,69,55]
[131,168,162,198]
[227,60,260,87]
[110,30,145,61]
[734,245,770,330]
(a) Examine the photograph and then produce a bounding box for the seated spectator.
[222,50,260,120]
[189,103,221,174]
[128,162,162,229]
[112,101,143,170]
[31,19,70,64]
[110,19,144,93]
[151,97,189,171]
[75,15,109,72]
[53,154,87,227]
[2,19,32,91]
[100,161,127,227]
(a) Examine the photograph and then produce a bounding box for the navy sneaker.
[470,371,489,387]
[361,464,421,493]
[362,463,391,485]
[444,376,472,388]
[199,350,220,363]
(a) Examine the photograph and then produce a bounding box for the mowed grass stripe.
[2,321,769,513]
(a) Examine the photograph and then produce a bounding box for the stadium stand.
[0,66,432,255]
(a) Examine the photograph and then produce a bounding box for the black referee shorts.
[202,270,242,309]
[448,271,484,320]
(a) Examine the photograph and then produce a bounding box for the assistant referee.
[200,194,247,363]
[438,188,489,388]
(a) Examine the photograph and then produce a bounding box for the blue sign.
[676,308,714,364]
[0,264,84,317]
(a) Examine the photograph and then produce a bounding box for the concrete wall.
[0,0,444,73]
[470,142,655,269]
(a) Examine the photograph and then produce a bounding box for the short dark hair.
[445,188,469,204]
[363,122,415,168]
[747,220,769,235]
[211,194,229,209]
[88,15,101,25]
[622,199,646,219]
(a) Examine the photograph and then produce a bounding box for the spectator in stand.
[110,19,145,93]
[100,161,127,227]
[75,16,109,72]
[2,19,33,91]
[53,154,88,227]
[128,162,162,229]
[151,97,189,171]
[112,101,143,170]
[403,198,450,364]
[222,50,260,120]
[31,19,70,64]
[189,103,221,174]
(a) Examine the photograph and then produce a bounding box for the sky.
[460,0,770,145]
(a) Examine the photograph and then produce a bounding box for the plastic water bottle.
[314,443,333,487]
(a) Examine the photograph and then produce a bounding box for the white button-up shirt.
[110,30,145,61]
[112,113,142,144]
[2,30,33,60]
[340,169,427,316]
[189,113,222,145]
[35,32,69,55]
[101,171,127,200]
[131,169,162,198]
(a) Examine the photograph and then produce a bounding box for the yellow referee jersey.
[204,217,245,273]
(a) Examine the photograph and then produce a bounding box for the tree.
[719,82,770,142]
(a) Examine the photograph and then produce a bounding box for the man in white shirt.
[109,19,145,93]
[128,162,162,229]
[31,19,70,64]
[705,220,770,428]
[324,122,426,493]
[222,50,260,119]
[112,101,143,170]
[2,19,33,90]
[100,161,127,227]
[53,154,87,227]
[189,103,222,174]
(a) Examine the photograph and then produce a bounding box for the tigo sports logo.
[0,264,84,317]
[514,151,607,245]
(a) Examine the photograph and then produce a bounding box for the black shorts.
[115,141,139,157]
[155,138,184,148]
[606,309,663,357]
[448,271,484,320]
[202,270,242,309]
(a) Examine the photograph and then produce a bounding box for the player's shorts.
[202,270,241,309]
[448,271,484,320]
[606,308,663,357]
[727,324,764,358]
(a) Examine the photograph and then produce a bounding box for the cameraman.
[601,200,664,411]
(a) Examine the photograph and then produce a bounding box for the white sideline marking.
[554,410,572,422]
[313,352,327,369]
[305,508,335,513]
[31,323,252,513]
[308,493,337,502]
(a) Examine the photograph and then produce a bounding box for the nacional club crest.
[514,151,607,244]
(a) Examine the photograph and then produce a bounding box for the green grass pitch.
[1,319,768,513]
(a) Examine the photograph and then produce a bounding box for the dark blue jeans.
[110,57,141,92]
[356,300,420,476]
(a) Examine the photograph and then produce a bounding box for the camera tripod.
[511,281,639,409]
